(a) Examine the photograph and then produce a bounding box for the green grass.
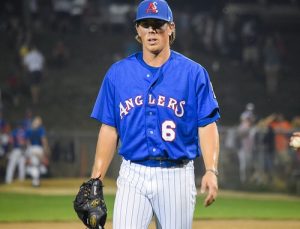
[195,196,300,219]
[0,193,115,222]
[0,192,300,222]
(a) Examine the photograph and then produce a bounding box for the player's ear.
[135,24,142,44]
[135,24,141,37]
[169,22,175,33]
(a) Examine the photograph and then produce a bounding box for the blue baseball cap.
[135,0,173,22]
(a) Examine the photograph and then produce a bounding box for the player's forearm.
[198,122,220,172]
[42,137,50,155]
[91,124,118,180]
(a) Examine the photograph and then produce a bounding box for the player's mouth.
[147,38,158,45]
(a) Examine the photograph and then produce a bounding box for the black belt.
[131,157,190,168]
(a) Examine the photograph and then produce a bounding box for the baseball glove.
[73,178,107,229]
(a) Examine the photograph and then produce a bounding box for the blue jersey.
[22,118,33,130]
[11,127,26,148]
[26,127,46,146]
[91,51,220,161]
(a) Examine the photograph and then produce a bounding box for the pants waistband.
[130,158,191,168]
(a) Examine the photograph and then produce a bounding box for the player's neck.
[142,48,171,67]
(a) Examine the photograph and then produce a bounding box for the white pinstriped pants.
[113,159,197,229]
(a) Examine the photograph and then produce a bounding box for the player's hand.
[200,171,218,207]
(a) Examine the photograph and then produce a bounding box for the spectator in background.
[263,36,281,96]
[25,116,50,187]
[241,18,260,69]
[5,122,26,184]
[214,15,227,56]
[23,44,45,105]
[70,0,87,32]
[202,15,215,53]
[28,0,42,31]
[240,102,256,123]
[270,113,292,177]
[225,13,241,62]
[52,40,69,68]
[192,12,206,44]
[237,104,257,184]
[176,10,192,55]
[271,113,292,155]
[0,110,11,157]
[52,0,72,33]
[262,114,276,183]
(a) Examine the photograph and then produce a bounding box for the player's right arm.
[91,124,118,180]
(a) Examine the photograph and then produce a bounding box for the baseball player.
[5,122,26,184]
[90,1,220,228]
[25,116,50,187]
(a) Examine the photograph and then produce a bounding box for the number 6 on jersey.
[162,120,176,141]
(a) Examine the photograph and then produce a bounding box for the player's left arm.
[198,121,219,207]
[41,135,51,165]
[42,136,50,153]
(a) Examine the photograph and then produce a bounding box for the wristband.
[206,169,219,176]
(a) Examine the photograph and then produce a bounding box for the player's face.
[136,19,174,54]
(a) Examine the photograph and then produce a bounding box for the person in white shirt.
[23,45,45,104]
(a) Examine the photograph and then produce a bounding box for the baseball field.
[0,178,300,229]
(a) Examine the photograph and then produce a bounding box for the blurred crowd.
[1,0,298,107]
[225,103,300,188]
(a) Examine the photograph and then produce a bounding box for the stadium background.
[0,0,300,228]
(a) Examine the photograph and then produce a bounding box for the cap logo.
[146,2,158,14]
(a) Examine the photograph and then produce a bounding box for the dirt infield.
[1,220,300,229]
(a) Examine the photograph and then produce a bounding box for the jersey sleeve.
[196,67,220,127]
[91,67,116,127]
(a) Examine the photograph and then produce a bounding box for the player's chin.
[147,45,162,55]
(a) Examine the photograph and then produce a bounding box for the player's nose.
[148,26,157,33]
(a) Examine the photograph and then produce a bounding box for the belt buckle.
[159,160,163,166]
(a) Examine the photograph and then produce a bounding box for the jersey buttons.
[146,74,151,78]
[149,130,154,135]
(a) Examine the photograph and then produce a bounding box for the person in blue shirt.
[25,116,50,187]
[5,122,26,183]
[90,1,220,228]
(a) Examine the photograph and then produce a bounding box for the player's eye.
[138,20,167,29]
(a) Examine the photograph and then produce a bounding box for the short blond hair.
[32,116,43,129]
